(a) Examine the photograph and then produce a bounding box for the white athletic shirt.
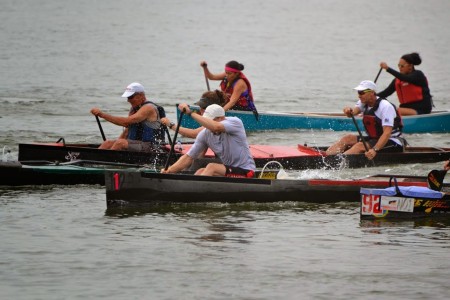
[187,117,256,171]
[355,97,402,145]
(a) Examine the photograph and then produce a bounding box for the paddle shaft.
[201,63,210,91]
[205,75,210,91]
[164,126,173,145]
[351,114,370,152]
[95,116,106,141]
[164,111,185,170]
[374,67,382,83]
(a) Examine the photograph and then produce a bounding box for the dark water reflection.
[104,201,358,218]
[361,218,450,230]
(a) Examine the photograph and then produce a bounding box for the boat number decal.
[361,194,382,215]
[378,196,414,213]
[361,194,414,216]
[113,172,120,190]
[65,151,80,161]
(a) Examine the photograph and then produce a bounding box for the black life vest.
[362,98,403,139]
[127,101,166,143]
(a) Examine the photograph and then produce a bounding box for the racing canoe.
[105,170,449,208]
[178,107,450,133]
[0,161,151,186]
[18,141,450,170]
[0,160,279,187]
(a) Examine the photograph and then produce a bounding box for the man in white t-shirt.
[162,104,256,177]
[326,80,404,160]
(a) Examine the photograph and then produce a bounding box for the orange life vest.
[395,78,424,104]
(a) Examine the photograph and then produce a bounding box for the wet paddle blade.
[427,169,447,191]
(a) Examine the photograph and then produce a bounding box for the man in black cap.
[161,90,226,138]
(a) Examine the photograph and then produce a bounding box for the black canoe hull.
[18,143,450,170]
[0,162,105,186]
[18,143,180,167]
[104,170,446,208]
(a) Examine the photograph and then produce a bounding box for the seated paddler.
[161,90,226,139]
[90,82,165,151]
[200,60,258,117]
[162,104,256,177]
[326,80,405,160]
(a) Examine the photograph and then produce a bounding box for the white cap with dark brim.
[203,104,225,119]
[121,82,145,98]
[353,80,377,91]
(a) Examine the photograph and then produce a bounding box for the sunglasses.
[398,63,410,68]
[127,94,138,100]
[357,89,372,95]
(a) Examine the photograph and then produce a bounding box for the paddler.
[162,104,256,177]
[378,52,432,116]
[161,90,227,138]
[200,60,258,119]
[326,80,405,160]
[90,82,165,151]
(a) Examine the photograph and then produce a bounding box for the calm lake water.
[1,0,449,299]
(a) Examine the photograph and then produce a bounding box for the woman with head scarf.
[200,60,258,117]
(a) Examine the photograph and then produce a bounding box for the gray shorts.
[127,140,156,152]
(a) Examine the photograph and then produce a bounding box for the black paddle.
[427,169,447,191]
[205,74,211,91]
[95,116,106,141]
[374,67,382,83]
[164,126,173,145]
[350,112,370,152]
[164,109,185,171]
[201,63,210,91]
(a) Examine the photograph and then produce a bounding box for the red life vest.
[395,78,424,104]
[220,73,255,109]
[362,98,403,139]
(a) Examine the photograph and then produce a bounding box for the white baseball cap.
[121,82,145,98]
[353,80,377,91]
[202,104,225,119]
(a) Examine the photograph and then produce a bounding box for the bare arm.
[119,128,128,139]
[365,126,393,160]
[160,117,204,139]
[200,61,226,81]
[162,154,194,174]
[177,127,204,139]
[343,106,361,117]
[190,112,225,133]
[444,160,450,171]
[91,105,156,127]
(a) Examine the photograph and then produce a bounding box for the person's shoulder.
[410,69,427,79]
[378,98,393,106]
[141,101,158,111]
[378,98,397,112]
[225,116,243,123]
[223,117,245,131]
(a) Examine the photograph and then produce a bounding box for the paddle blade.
[427,169,447,191]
